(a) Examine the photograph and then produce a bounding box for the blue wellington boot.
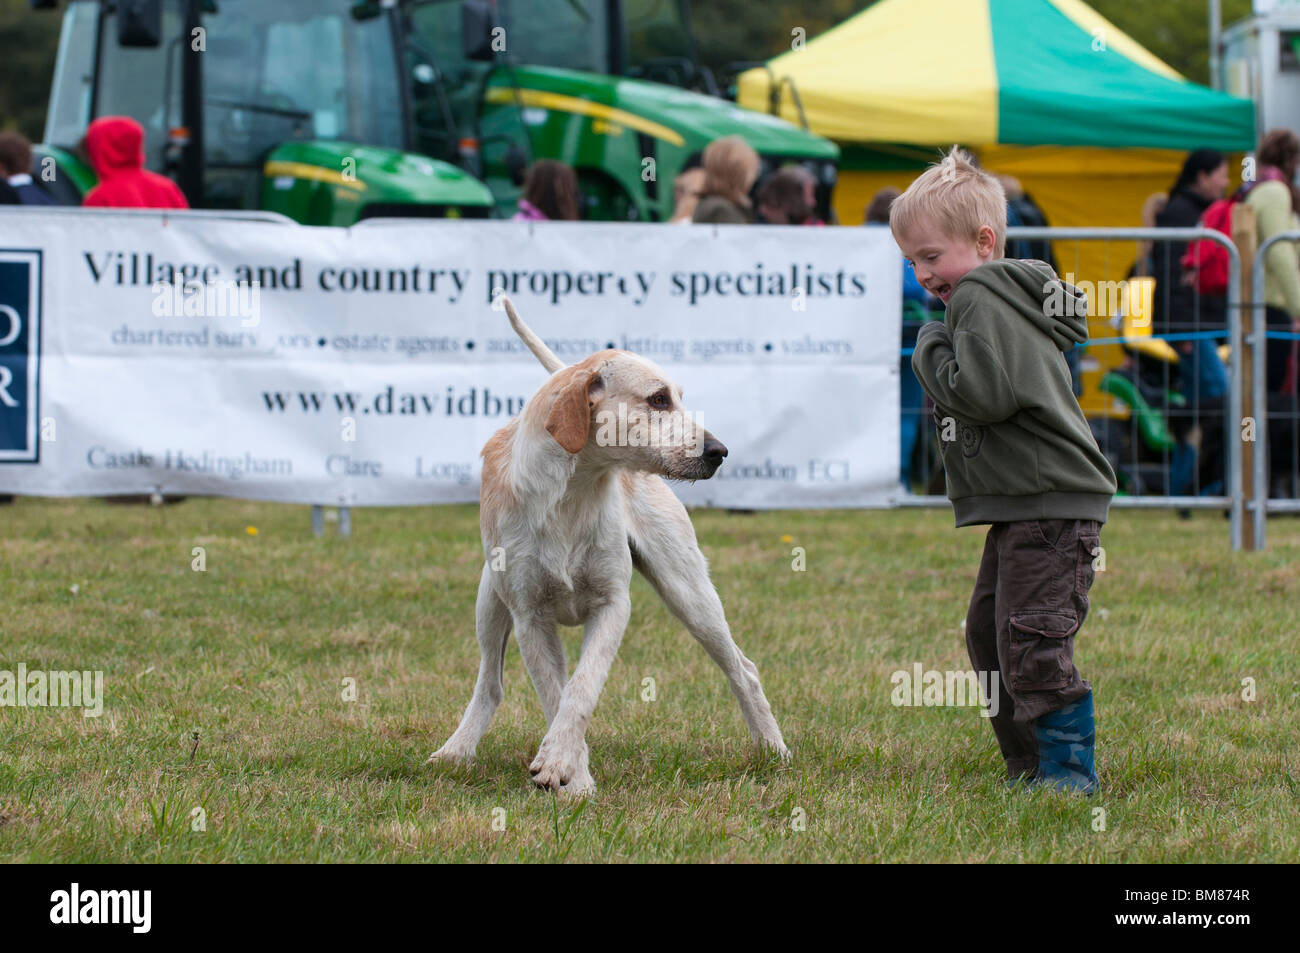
[1031,691,1099,794]
[1003,769,1036,791]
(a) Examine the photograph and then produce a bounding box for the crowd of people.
[1127,130,1300,498]
[505,134,826,228]
[0,117,188,211]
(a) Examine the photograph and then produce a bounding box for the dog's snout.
[702,438,728,465]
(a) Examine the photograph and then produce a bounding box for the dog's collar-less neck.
[509,418,618,514]
[557,460,615,505]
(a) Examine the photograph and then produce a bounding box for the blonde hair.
[890,147,1006,257]
[701,135,760,208]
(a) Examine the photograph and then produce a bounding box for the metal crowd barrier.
[1250,230,1300,548]
[898,226,1248,551]
[0,205,299,226]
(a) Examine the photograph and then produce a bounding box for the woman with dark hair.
[1151,149,1229,496]
[1154,148,1229,333]
[512,160,581,221]
[1245,128,1300,397]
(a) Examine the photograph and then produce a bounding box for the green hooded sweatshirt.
[911,258,1116,527]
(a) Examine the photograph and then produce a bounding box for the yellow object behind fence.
[1119,276,1179,364]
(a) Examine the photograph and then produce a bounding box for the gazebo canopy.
[737,0,1254,151]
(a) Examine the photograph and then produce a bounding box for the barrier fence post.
[1250,235,1287,551]
[1232,205,1257,551]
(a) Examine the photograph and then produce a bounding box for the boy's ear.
[978,224,998,258]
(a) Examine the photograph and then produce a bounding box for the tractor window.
[262,19,349,133]
[622,0,699,88]
[94,0,185,170]
[407,0,494,157]
[624,0,693,69]
[44,0,100,150]
[202,0,404,170]
[93,0,403,192]
[500,0,609,74]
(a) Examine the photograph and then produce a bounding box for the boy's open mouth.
[932,283,952,300]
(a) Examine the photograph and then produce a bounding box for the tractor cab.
[38,0,492,222]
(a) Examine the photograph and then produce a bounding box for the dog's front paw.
[559,768,597,798]
[427,743,474,766]
[529,739,592,795]
[759,738,792,763]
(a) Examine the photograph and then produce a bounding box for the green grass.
[1,497,1297,862]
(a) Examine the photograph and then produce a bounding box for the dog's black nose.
[702,439,728,465]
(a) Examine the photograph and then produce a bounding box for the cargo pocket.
[1008,609,1079,692]
[1031,518,1070,552]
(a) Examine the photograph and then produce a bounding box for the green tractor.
[32,0,839,224]
[33,0,494,222]
[401,0,840,220]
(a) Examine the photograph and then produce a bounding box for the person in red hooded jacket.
[82,116,189,209]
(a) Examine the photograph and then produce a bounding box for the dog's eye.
[648,393,671,410]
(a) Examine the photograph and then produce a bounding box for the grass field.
[1,497,1297,863]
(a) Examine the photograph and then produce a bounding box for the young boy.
[891,147,1117,793]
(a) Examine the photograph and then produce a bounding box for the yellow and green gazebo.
[738,0,1252,153]
[738,0,1255,413]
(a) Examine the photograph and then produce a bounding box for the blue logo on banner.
[0,250,41,463]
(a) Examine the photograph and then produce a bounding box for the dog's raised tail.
[502,296,565,373]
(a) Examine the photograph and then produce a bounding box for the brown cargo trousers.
[965,518,1100,779]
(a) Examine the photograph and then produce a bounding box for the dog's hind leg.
[511,610,568,724]
[428,563,512,765]
[627,478,790,759]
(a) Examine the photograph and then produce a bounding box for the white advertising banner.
[0,209,900,508]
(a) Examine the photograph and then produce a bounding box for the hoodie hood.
[84,116,145,180]
[952,258,1089,352]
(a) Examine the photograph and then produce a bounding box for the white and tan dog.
[429,298,788,795]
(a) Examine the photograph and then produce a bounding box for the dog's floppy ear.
[545,367,603,454]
